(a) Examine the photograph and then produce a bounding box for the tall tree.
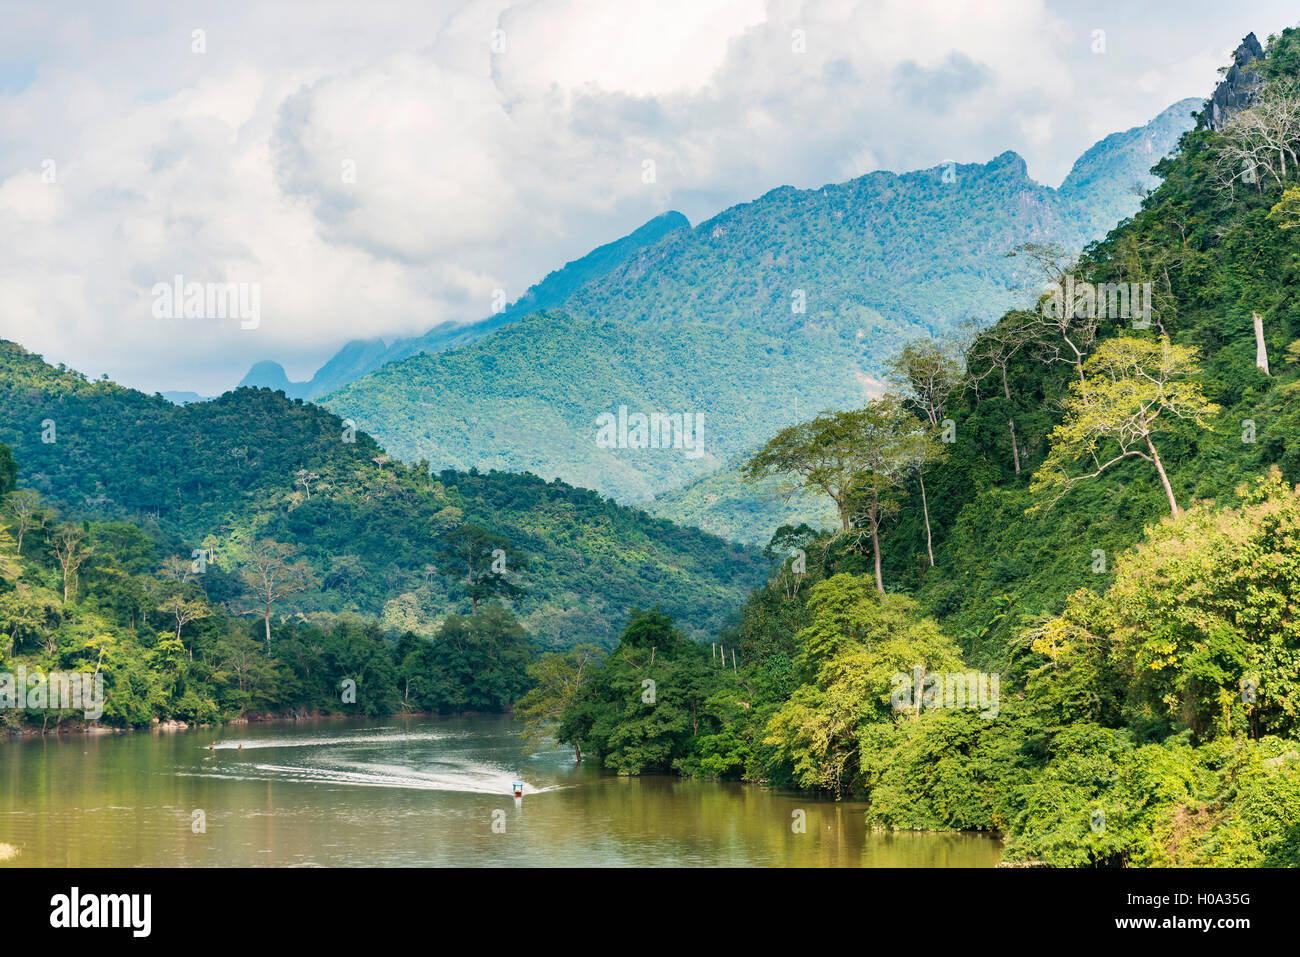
[50,523,92,603]
[4,489,44,556]
[157,593,213,658]
[1212,76,1300,191]
[744,403,888,534]
[1030,337,1219,517]
[883,339,965,428]
[884,340,963,566]
[514,643,606,763]
[965,311,1035,473]
[745,399,931,591]
[239,539,316,651]
[843,399,935,592]
[431,523,527,615]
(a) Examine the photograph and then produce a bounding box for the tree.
[401,606,533,714]
[157,593,212,658]
[514,644,606,763]
[0,587,59,658]
[1031,337,1219,517]
[50,523,92,603]
[158,555,195,585]
[82,631,115,684]
[762,574,965,794]
[294,469,320,500]
[744,411,864,532]
[885,339,964,564]
[560,608,720,775]
[965,311,1036,473]
[1019,248,1101,386]
[898,427,947,568]
[217,632,278,699]
[843,398,934,592]
[431,523,527,615]
[745,398,932,592]
[239,539,316,651]
[1212,77,1300,191]
[884,338,965,427]
[1036,469,1300,741]
[0,442,15,496]
[763,523,820,600]
[1267,185,1300,227]
[5,490,45,556]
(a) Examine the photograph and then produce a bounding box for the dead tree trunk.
[1254,312,1270,376]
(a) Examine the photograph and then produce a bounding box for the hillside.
[645,453,839,545]
[319,102,1198,543]
[321,310,883,503]
[886,64,1300,667]
[0,341,767,649]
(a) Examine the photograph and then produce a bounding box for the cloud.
[0,0,1296,394]
[892,53,994,112]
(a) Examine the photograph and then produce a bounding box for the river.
[0,715,1003,867]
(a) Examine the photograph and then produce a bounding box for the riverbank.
[0,707,509,738]
[0,714,1006,867]
[0,704,523,739]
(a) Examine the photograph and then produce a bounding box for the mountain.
[0,340,768,649]
[234,210,691,401]
[561,121,1197,341]
[1056,98,1205,234]
[645,455,840,544]
[1205,32,1265,130]
[322,309,884,503]
[238,359,307,398]
[160,390,210,405]
[320,101,1198,543]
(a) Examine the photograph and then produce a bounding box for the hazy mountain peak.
[237,359,307,399]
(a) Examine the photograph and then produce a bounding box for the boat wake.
[202,729,458,751]
[185,726,565,795]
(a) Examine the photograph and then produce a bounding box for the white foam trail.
[180,763,565,795]
[187,725,564,795]
[203,730,455,751]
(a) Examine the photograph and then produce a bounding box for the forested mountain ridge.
[517,30,1300,867]
[569,101,1197,342]
[241,100,1188,408]
[0,340,767,652]
[321,310,882,504]
[316,102,1197,544]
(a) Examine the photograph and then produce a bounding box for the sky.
[0,0,1296,395]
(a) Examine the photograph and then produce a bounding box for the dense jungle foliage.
[518,29,1300,866]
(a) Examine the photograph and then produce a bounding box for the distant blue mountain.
[235,210,691,399]
[160,390,211,405]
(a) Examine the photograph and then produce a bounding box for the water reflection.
[0,715,1002,867]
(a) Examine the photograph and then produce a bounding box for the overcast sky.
[1,0,1296,395]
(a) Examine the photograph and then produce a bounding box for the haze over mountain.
[244,101,1196,404]
[238,212,691,400]
[314,99,1198,542]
